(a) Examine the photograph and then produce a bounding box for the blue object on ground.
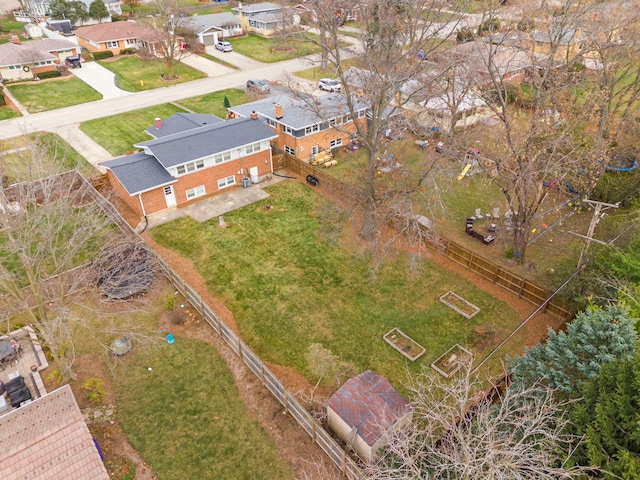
[167,333,175,345]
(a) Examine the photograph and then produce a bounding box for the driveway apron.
[180,54,234,77]
[70,62,133,99]
[205,46,265,70]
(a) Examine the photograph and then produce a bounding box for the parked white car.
[318,78,342,92]
[215,41,233,52]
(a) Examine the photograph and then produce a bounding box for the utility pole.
[576,199,619,268]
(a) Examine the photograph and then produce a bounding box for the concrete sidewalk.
[48,124,113,173]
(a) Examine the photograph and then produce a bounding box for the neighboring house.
[445,40,545,87]
[530,27,586,63]
[185,12,242,46]
[228,94,368,161]
[232,2,297,36]
[327,370,413,463]
[0,37,80,81]
[46,19,74,36]
[75,21,162,55]
[0,385,110,480]
[13,0,121,24]
[100,114,278,217]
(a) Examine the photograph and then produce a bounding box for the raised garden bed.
[439,291,480,319]
[432,344,474,378]
[383,327,426,361]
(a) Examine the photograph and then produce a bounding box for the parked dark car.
[65,56,81,68]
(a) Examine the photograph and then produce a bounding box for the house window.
[218,175,236,189]
[8,65,20,70]
[285,146,295,155]
[106,41,118,48]
[357,110,366,119]
[186,185,206,200]
[283,125,293,135]
[329,138,342,148]
[176,159,205,175]
[245,142,261,154]
[125,38,137,46]
[265,118,276,127]
[304,124,320,135]
[214,151,232,164]
[311,145,319,155]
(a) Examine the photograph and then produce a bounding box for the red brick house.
[75,21,162,55]
[327,370,413,463]
[100,113,277,217]
[228,94,368,161]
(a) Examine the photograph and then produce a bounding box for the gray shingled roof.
[185,12,241,33]
[0,38,76,67]
[136,117,277,169]
[250,11,284,24]
[100,152,175,195]
[229,94,367,130]
[328,370,412,446]
[145,113,224,138]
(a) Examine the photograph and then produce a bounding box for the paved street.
[0,56,315,141]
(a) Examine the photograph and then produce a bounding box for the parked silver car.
[246,78,270,93]
[215,41,233,52]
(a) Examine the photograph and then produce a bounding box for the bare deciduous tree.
[0,140,160,379]
[364,365,589,479]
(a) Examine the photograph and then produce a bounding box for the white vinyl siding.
[186,185,206,200]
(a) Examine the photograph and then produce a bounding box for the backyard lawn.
[150,181,523,391]
[229,33,326,63]
[115,337,293,480]
[98,56,206,92]
[7,77,102,113]
[80,104,186,156]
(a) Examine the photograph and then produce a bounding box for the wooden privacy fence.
[279,156,573,320]
[154,255,364,479]
[14,171,362,478]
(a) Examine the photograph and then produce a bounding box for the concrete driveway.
[70,62,133,99]
[180,54,235,77]
[205,46,265,70]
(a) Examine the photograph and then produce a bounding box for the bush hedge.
[93,50,114,60]
[37,70,61,79]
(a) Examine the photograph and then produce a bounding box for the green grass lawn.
[0,105,20,120]
[175,88,250,117]
[7,77,102,113]
[0,132,94,183]
[98,56,206,92]
[229,33,325,63]
[115,337,293,480]
[150,181,522,392]
[80,104,186,156]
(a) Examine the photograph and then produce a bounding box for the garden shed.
[327,370,413,463]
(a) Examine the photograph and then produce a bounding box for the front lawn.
[7,77,102,113]
[230,33,325,63]
[80,104,186,156]
[0,105,20,120]
[98,56,206,92]
[175,88,250,118]
[115,337,293,480]
[150,181,522,390]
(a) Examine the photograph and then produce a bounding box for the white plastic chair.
[473,208,484,220]
[492,208,500,221]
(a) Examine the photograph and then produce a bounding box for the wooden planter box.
[383,327,426,361]
[439,291,480,319]
[432,344,474,378]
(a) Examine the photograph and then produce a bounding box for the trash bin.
[242,177,251,188]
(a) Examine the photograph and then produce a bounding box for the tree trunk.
[513,222,528,260]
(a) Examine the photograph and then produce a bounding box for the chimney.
[250,111,258,120]
[275,103,283,120]
[11,35,21,45]
[155,117,162,130]
[238,1,242,9]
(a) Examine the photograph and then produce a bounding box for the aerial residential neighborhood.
[0,0,639,478]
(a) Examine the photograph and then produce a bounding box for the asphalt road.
[0,56,315,141]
